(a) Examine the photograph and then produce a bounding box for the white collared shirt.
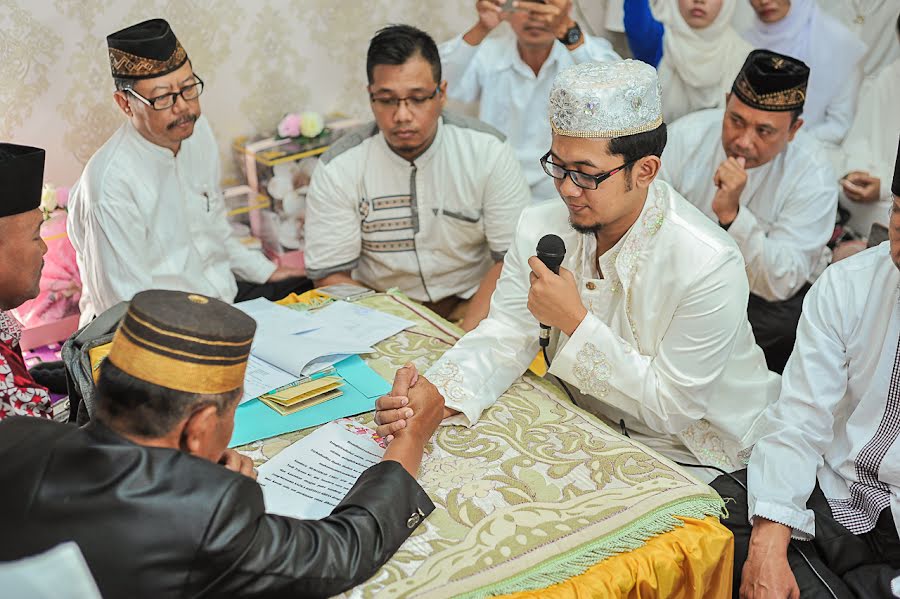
[439,33,620,203]
[303,114,530,304]
[748,242,900,539]
[68,115,276,325]
[426,180,781,475]
[661,109,839,302]
[836,59,900,236]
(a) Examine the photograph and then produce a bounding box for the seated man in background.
[835,13,900,242]
[660,50,838,373]
[439,0,619,202]
[376,60,780,480]
[713,138,900,599]
[0,144,51,421]
[0,289,442,597]
[304,25,530,332]
[68,19,307,326]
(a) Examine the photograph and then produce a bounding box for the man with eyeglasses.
[304,25,530,332]
[659,50,839,374]
[68,19,307,326]
[375,60,779,481]
[438,0,620,203]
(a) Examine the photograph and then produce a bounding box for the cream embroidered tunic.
[426,180,781,474]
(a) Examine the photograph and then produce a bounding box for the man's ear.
[633,155,661,190]
[113,91,133,117]
[787,117,804,141]
[439,79,448,110]
[181,403,219,460]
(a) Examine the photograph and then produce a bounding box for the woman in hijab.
[651,0,752,123]
[743,0,866,146]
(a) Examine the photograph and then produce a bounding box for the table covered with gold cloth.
[236,292,733,598]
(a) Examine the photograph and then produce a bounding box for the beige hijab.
[651,0,751,123]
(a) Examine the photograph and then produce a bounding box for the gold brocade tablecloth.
[236,292,733,598]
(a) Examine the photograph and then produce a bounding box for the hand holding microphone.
[528,235,587,345]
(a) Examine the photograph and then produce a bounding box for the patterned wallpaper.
[1,0,480,185]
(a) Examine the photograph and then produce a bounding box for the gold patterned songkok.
[106,290,256,395]
[548,60,664,138]
[731,49,809,113]
[107,18,189,80]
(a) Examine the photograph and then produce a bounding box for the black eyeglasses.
[126,76,204,110]
[369,86,441,111]
[540,151,637,190]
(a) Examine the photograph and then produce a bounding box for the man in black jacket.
[0,289,442,598]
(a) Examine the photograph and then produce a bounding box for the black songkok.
[732,49,809,112]
[0,144,45,218]
[107,290,257,395]
[893,134,900,197]
[107,19,188,80]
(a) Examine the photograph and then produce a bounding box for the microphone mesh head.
[536,234,566,273]
[537,234,565,257]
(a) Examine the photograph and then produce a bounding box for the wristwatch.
[558,21,582,46]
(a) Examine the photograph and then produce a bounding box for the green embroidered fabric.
[236,292,724,598]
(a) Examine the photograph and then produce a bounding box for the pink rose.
[277,113,301,138]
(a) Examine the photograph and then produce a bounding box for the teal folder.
[229,355,390,447]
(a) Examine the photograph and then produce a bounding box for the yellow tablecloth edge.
[452,494,726,599]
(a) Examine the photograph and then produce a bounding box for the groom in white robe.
[661,50,838,374]
[712,137,900,599]
[374,60,779,477]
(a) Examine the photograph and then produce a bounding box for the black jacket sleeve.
[190,460,435,599]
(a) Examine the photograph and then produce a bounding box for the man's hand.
[266,265,306,283]
[739,519,799,599]
[374,364,452,442]
[219,449,257,480]
[527,257,587,337]
[476,0,504,31]
[517,0,573,39]
[713,156,748,226]
[841,171,881,203]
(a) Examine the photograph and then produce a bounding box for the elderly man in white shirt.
[660,50,838,374]
[374,60,780,480]
[304,25,530,332]
[439,0,619,203]
[712,138,900,599]
[68,19,305,326]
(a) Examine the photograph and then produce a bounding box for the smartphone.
[500,0,516,11]
[316,284,375,302]
[868,223,889,248]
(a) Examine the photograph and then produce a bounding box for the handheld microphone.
[535,234,567,347]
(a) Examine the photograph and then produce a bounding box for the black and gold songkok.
[107,290,256,395]
[893,134,900,197]
[0,143,45,218]
[107,18,189,80]
[731,49,809,112]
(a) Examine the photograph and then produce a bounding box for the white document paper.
[240,355,298,404]
[257,419,386,520]
[234,298,319,338]
[252,333,373,378]
[307,301,414,347]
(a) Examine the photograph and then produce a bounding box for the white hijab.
[651,0,752,123]
[742,0,866,133]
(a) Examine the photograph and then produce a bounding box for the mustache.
[167,114,198,130]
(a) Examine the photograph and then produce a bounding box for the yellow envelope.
[263,377,344,407]
[260,389,343,416]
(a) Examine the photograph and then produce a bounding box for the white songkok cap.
[549,60,663,139]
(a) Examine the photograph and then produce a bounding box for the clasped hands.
[374,364,447,444]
